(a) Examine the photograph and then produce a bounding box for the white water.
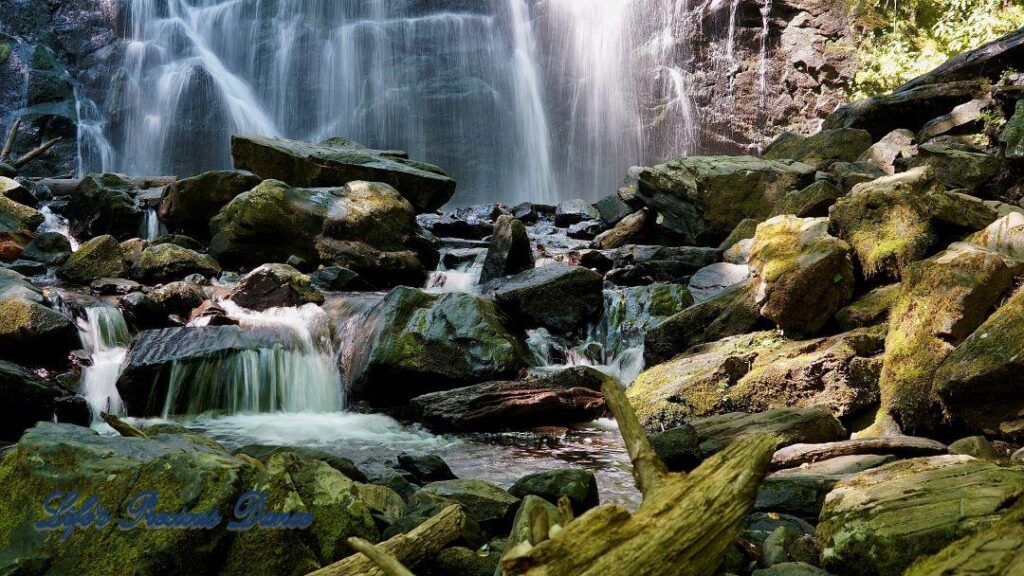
[759,0,773,112]
[141,208,162,240]
[37,205,80,250]
[77,307,131,423]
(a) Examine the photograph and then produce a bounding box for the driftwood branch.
[307,504,466,576]
[1,119,62,170]
[1,118,19,161]
[11,137,62,169]
[346,538,417,576]
[600,380,668,495]
[100,412,147,438]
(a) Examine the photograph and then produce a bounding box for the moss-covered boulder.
[227,263,323,311]
[0,193,43,233]
[58,234,125,284]
[420,479,519,535]
[773,180,844,218]
[343,286,528,407]
[480,262,603,334]
[508,469,599,515]
[158,170,262,239]
[132,243,221,284]
[209,179,335,268]
[231,135,455,213]
[643,279,764,366]
[874,243,1016,435]
[630,328,883,431]
[834,284,899,331]
[747,216,854,335]
[636,156,816,244]
[934,284,1024,437]
[829,167,997,281]
[817,455,1024,576]
[762,129,873,169]
[899,142,1000,191]
[0,291,79,366]
[67,172,144,240]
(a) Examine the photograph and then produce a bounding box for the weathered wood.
[346,538,416,576]
[100,412,147,438]
[770,436,946,470]
[1,118,19,161]
[307,504,466,576]
[601,380,667,495]
[11,137,62,169]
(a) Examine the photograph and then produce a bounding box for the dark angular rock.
[508,469,599,515]
[67,173,144,240]
[158,170,262,239]
[396,453,457,484]
[479,214,534,284]
[480,262,603,334]
[227,263,324,311]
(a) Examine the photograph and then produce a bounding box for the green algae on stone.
[762,128,873,169]
[133,243,221,284]
[1001,98,1024,160]
[834,284,899,331]
[58,234,125,284]
[0,194,43,233]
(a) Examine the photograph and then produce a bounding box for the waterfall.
[759,0,773,112]
[74,92,114,177]
[141,208,162,240]
[97,0,700,204]
[77,306,131,423]
[37,205,80,250]
[162,302,343,417]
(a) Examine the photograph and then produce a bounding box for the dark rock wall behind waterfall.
[0,0,857,193]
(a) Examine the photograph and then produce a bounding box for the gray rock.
[509,469,599,515]
[479,215,534,283]
[481,262,603,334]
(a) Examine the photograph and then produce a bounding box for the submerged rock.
[228,263,324,311]
[480,262,603,334]
[58,234,125,284]
[344,287,527,407]
[231,135,455,213]
[158,169,263,239]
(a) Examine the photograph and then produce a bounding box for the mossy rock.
[747,215,854,335]
[227,263,323,311]
[1000,98,1024,160]
[508,469,598,515]
[158,170,263,239]
[58,234,125,284]
[834,284,899,331]
[818,455,1024,576]
[420,479,520,536]
[774,180,844,218]
[21,231,72,265]
[0,294,79,366]
[966,211,1024,261]
[0,194,43,233]
[876,243,1016,435]
[480,262,604,334]
[899,142,1000,191]
[762,128,873,169]
[132,243,221,284]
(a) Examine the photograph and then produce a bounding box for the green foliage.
[852,0,1024,97]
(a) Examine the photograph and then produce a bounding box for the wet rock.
[122,280,206,330]
[593,193,634,225]
[58,234,124,284]
[227,263,323,311]
[690,407,846,458]
[420,479,519,535]
[935,283,1024,437]
[875,243,1016,434]
[762,128,873,169]
[834,284,898,331]
[824,80,985,139]
[89,277,143,295]
[231,135,455,213]
[157,170,263,239]
[209,179,334,268]
[899,142,1000,191]
[317,238,428,289]
[747,216,854,335]
[600,244,721,283]
[632,328,883,431]
[648,423,701,472]
[643,280,763,366]
[66,172,144,240]
[0,193,43,233]
[508,469,599,515]
[4,259,45,276]
[817,455,1024,576]
[131,243,221,284]
[829,167,997,281]
[479,214,534,283]
[0,360,77,440]
[688,262,749,302]
[309,266,373,291]
[755,454,896,520]
[387,491,484,545]
[396,453,456,484]
[417,213,493,240]
[566,219,606,240]
[20,230,71,264]
[411,377,606,433]
[344,287,527,407]
[770,436,948,470]
[636,156,816,244]
[603,283,693,359]
[481,262,603,334]
[857,129,917,175]
[554,199,600,227]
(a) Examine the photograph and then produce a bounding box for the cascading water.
[37,205,79,250]
[98,0,701,204]
[77,306,131,423]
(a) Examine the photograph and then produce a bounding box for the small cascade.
[426,249,485,294]
[162,302,344,417]
[759,0,773,112]
[37,204,80,250]
[77,306,131,423]
[726,0,739,63]
[141,208,162,240]
[74,93,114,176]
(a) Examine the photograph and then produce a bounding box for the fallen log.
[346,538,416,576]
[100,412,147,438]
[33,175,178,197]
[2,118,63,170]
[306,504,466,576]
[498,380,777,576]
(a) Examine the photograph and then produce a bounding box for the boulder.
[1001,98,1024,160]
[965,211,1024,261]
[602,283,693,359]
[58,234,125,284]
[636,156,816,244]
[0,193,43,233]
[690,407,846,457]
[157,170,263,239]
[209,179,334,268]
[834,284,898,331]
[554,199,600,227]
[875,243,1016,434]
[773,180,844,218]
[762,129,873,169]
[0,283,79,365]
[648,424,702,472]
[231,135,455,213]
[480,262,603,334]
[755,454,897,520]
[824,80,985,139]
[643,279,763,366]
[947,436,1001,461]
[508,469,599,515]
[899,142,1000,191]
[630,328,883,431]
[917,97,992,141]
[827,160,887,194]
[396,453,456,484]
[227,263,324,311]
[600,244,721,283]
[343,287,527,407]
[422,547,500,576]
[935,284,1024,437]
[122,281,206,330]
[234,444,367,482]
[0,360,79,440]
[479,214,534,283]
[0,177,36,206]
[747,216,854,335]
[309,266,373,291]
[817,455,1024,576]
[66,172,144,240]
[409,374,607,432]
[770,436,948,470]
[857,129,917,175]
[131,243,221,284]
[829,167,997,280]
[591,208,652,249]
[420,479,519,534]
[20,231,71,265]
[593,194,634,225]
[416,213,492,240]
